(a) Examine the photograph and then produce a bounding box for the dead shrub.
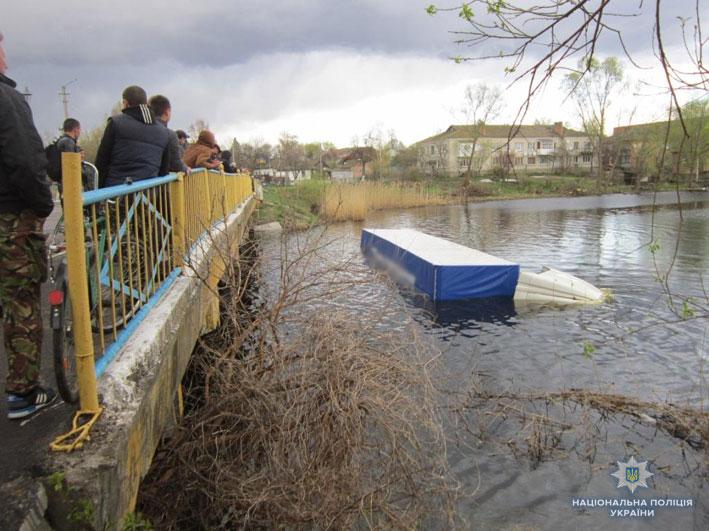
[138,230,461,529]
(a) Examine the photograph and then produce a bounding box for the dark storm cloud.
[3,0,458,68]
[2,1,698,70]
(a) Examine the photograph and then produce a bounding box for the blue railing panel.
[82,174,179,206]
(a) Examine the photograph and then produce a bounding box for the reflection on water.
[258,191,709,529]
[413,296,518,332]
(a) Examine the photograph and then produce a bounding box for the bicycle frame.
[48,162,130,331]
[50,177,171,340]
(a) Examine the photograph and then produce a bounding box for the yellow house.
[416,122,595,176]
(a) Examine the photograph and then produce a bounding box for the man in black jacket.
[0,31,57,419]
[56,118,82,156]
[148,94,189,173]
[95,85,170,187]
[56,118,94,191]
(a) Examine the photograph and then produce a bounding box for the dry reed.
[457,380,709,468]
[322,182,452,221]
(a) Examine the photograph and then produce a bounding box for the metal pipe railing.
[51,156,255,451]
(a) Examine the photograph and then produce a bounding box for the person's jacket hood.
[0,73,17,89]
[197,130,217,147]
[123,104,156,125]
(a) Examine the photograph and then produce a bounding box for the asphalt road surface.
[0,203,75,530]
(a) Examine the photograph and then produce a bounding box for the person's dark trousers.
[0,210,47,395]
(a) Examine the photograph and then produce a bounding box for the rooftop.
[417,123,587,145]
[612,120,677,139]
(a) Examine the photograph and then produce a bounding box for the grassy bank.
[254,179,327,229]
[255,175,680,228]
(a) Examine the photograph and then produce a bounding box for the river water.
[257,191,708,530]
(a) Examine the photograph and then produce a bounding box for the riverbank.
[254,175,681,229]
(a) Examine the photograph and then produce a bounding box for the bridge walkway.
[1,153,259,530]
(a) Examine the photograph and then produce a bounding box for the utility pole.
[20,86,32,105]
[59,79,78,119]
[231,138,238,171]
[320,142,324,179]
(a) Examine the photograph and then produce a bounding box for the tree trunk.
[595,138,604,187]
[465,139,479,179]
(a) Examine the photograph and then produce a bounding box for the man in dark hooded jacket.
[148,94,189,173]
[0,31,57,419]
[95,85,170,187]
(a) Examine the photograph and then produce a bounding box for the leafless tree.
[563,57,625,184]
[435,141,450,175]
[429,0,707,137]
[459,83,503,178]
[275,131,305,170]
[363,124,391,179]
[188,118,210,139]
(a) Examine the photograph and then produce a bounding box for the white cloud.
[194,49,700,147]
[164,50,487,145]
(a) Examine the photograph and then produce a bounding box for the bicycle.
[48,162,148,403]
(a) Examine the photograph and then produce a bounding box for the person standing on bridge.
[0,31,57,419]
[176,130,189,159]
[95,85,170,187]
[55,118,83,159]
[182,130,222,170]
[148,94,189,174]
[54,118,93,191]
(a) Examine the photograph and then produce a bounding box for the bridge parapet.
[36,153,258,529]
[54,154,255,439]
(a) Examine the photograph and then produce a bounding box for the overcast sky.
[2,0,706,146]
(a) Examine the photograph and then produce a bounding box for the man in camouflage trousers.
[0,31,56,419]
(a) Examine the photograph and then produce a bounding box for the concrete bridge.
[2,153,260,530]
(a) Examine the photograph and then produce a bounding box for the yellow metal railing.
[51,155,255,451]
[183,169,253,245]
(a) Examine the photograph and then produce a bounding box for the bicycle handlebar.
[82,161,99,191]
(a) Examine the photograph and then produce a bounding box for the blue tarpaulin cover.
[361,228,520,301]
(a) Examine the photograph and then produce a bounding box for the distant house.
[609,120,708,183]
[326,147,376,180]
[253,168,311,185]
[328,168,355,182]
[608,122,668,181]
[415,122,595,176]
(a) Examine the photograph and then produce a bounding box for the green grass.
[255,179,327,229]
[428,174,678,200]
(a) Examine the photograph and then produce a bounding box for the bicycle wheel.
[91,238,147,333]
[50,269,79,404]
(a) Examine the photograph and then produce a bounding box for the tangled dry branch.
[138,232,461,529]
[460,385,709,459]
[433,0,707,135]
